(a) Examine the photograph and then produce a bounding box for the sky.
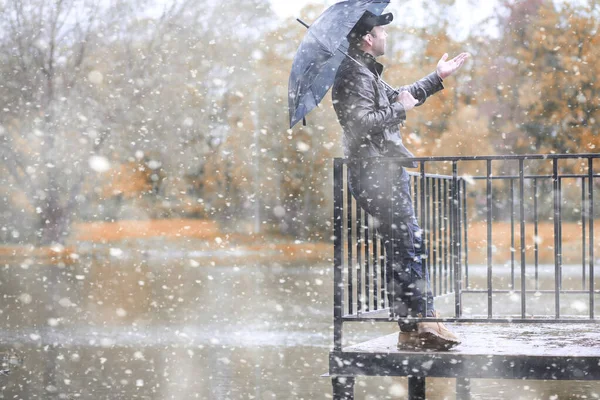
[268,0,495,19]
[269,0,326,18]
[268,0,499,40]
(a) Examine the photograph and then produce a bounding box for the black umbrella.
[288,0,392,129]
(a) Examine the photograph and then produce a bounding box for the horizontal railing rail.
[333,154,600,350]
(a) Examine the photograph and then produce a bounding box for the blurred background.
[0,0,598,247]
[1,0,600,398]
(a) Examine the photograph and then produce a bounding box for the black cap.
[347,11,393,40]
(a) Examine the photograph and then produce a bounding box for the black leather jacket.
[332,49,444,164]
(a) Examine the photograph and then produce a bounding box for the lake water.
[1,245,599,399]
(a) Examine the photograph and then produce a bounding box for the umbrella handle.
[296,18,399,96]
[296,18,309,29]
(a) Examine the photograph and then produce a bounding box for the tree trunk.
[38,195,68,246]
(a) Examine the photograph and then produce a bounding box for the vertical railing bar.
[444,179,449,295]
[373,218,378,311]
[333,159,344,351]
[456,175,463,316]
[588,157,595,320]
[364,212,370,312]
[389,160,397,319]
[414,173,419,221]
[453,161,461,318]
[582,176,587,290]
[457,176,463,299]
[356,166,363,315]
[346,167,353,316]
[420,162,427,316]
[426,176,432,294]
[463,179,469,290]
[420,162,426,235]
[432,178,438,297]
[510,178,516,291]
[553,158,560,319]
[438,180,444,296]
[559,176,563,290]
[533,178,539,292]
[519,159,527,318]
[449,175,455,295]
[381,235,386,309]
[487,159,493,319]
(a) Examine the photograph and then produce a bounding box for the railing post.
[588,157,595,320]
[414,173,419,221]
[582,176,587,291]
[333,158,344,351]
[444,179,449,295]
[426,177,432,295]
[420,162,429,317]
[510,178,515,290]
[487,159,493,319]
[373,217,378,311]
[519,158,527,318]
[347,168,354,316]
[438,181,444,295]
[558,176,563,289]
[356,164,362,315]
[420,161,426,238]
[553,158,561,319]
[453,161,461,318]
[462,179,469,290]
[533,178,539,291]
[364,212,370,312]
[389,160,397,320]
[432,178,438,297]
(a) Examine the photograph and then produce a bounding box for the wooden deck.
[329,324,600,399]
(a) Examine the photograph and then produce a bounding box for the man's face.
[368,25,387,57]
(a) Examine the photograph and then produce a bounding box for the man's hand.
[436,52,470,80]
[396,91,418,111]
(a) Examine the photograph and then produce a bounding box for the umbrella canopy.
[288,0,391,129]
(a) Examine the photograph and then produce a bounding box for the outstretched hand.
[436,52,470,80]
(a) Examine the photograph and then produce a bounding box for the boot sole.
[397,342,421,351]
[417,330,461,351]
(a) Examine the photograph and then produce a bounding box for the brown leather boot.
[397,331,421,350]
[417,312,461,350]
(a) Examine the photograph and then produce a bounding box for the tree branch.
[66,1,100,89]
[0,142,37,210]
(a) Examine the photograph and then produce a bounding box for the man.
[332,10,469,350]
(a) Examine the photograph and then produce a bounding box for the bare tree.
[0,0,110,244]
[0,0,193,244]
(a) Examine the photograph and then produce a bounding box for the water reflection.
[1,247,599,399]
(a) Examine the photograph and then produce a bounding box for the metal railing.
[332,154,600,350]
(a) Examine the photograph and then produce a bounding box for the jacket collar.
[348,48,384,77]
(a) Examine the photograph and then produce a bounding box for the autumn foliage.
[1,0,599,244]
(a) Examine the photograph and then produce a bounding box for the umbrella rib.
[306,29,335,58]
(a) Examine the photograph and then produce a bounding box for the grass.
[1,219,595,267]
[0,219,332,266]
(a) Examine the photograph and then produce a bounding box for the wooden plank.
[329,324,600,380]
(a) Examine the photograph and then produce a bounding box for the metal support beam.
[457,378,471,400]
[408,376,426,400]
[332,376,355,400]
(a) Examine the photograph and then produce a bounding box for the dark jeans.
[348,158,434,332]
